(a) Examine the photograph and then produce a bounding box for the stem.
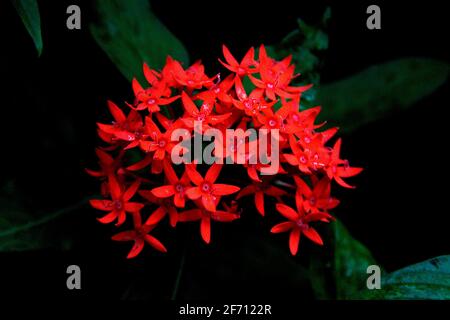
[0,197,90,237]
[171,245,187,300]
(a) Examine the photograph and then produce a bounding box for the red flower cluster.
[88,45,362,258]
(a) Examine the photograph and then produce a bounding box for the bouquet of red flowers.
[88,45,362,258]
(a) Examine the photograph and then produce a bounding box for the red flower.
[172,60,217,91]
[139,117,178,160]
[219,45,258,77]
[85,148,123,197]
[112,212,167,259]
[89,175,143,226]
[89,45,363,258]
[257,105,293,137]
[179,205,239,244]
[185,163,240,212]
[208,74,235,104]
[271,201,332,255]
[283,134,329,174]
[294,176,339,213]
[326,139,363,188]
[97,101,144,149]
[85,148,119,179]
[139,189,179,227]
[249,45,312,100]
[237,181,286,216]
[232,76,273,117]
[132,78,179,113]
[151,162,191,208]
[181,91,231,131]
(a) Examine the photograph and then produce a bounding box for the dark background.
[0,0,448,300]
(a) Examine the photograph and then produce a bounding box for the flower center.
[113,200,123,210]
[197,113,206,121]
[238,67,246,75]
[299,156,307,164]
[158,139,167,147]
[268,119,277,127]
[175,184,184,192]
[201,183,211,193]
[267,83,274,89]
[147,98,156,105]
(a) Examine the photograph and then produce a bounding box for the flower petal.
[111,230,136,241]
[151,185,175,198]
[337,166,363,178]
[255,191,265,216]
[247,166,261,182]
[185,187,202,200]
[89,199,113,211]
[107,100,126,122]
[222,44,239,67]
[127,238,145,259]
[283,154,299,166]
[202,195,216,212]
[275,203,299,221]
[185,165,204,185]
[205,163,222,183]
[97,210,117,224]
[289,228,301,255]
[123,180,141,201]
[271,221,295,233]
[167,205,178,227]
[181,91,199,115]
[108,175,122,199]
[126,156,153,171]
[163,161,179,184]
[200,215,211,244]
[211,211,239,222]
[213,184,240,196]
[178,209,202,222]
[146,206,167,225]
[144,234,167,253]
[173,193,186,208]
[124,202,144,212]
[302,227,323,245]
[132,78,144,97]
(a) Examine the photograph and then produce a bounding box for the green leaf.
[0,180,89,251]
[90,0,189,83]
[317,58,450,132]
[333,220,378,299]
[309,220,378,299]
[267,8,330,109]
[11,0,43,56]
[359,255,450,300]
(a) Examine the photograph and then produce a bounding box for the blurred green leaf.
[318,58,450,132]
[0,180,88,251]
[90,0,189,83]
[267,8,330,109]
[358,255,450,299]
[11,0,43,56]
[309,220,378,299]
[333,220,378,299]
